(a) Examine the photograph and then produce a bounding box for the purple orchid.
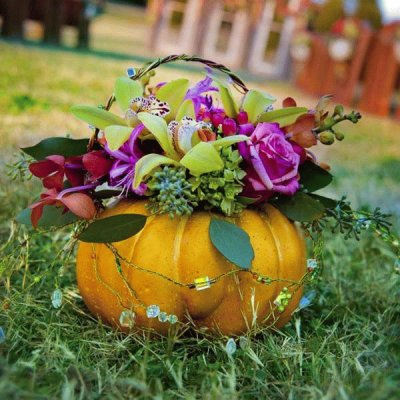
[105,124,147,196]
[184,73,218,116]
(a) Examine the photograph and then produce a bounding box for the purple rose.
[238,122,301,201]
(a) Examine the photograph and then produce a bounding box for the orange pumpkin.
[76,200,306,336]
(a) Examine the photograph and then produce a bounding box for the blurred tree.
[356,0,382,30]
[313,0,344,33]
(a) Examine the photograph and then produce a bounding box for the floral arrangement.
[15,56,399,329]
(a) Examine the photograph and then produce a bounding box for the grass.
[0,41,399,399]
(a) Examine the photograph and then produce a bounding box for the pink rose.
[238,122,303,201]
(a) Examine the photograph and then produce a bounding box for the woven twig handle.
[133,54,249,94]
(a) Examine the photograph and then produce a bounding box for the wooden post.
[1,0,30,39]
[42,0,63,45]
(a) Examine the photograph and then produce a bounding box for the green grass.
[0,41,399,399]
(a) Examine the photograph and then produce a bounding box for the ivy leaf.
[242,90,276,123]
[16,206,78,228]
[22,138,89,160]
[299,161,333,192]
[156,79,189,121]
[209,218,254,269]
[258,107,308,127]
[104,125,133,151]
[78,214,147,243]
[70,105,126,130]
[180,142,223,176]
[272,192,326,222]
[114,77,143,111]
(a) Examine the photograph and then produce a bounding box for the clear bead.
[225,338,237,355]
[307,258,318,271]
[119,310,135,328]
[51,289,63,309]
[0,327,5,344]
[194,276,211,291]
[168,315,178,324]
[146,305,160,318]
[127,67,136,78]
[158,312,168,323]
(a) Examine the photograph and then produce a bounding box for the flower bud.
[237,111,249,125]
[333,104,344,117]
[334,131,345,141]
[222,118,237,136]
[211,110,225,127]
[319,131,335,145]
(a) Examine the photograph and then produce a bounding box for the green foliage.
[299,161,333,192]
[22,138,89,160]
[314,0,345,33]
[78,214,147,243]
[356,0,382,30]
[146,167,198,217]
[17,206,78,228]
[209,218,254,269]
[189,146,246,216]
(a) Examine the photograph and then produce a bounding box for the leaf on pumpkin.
[114,77,143,111]
[133,154,179,188]
[70,105,126,130]
[180,142,224,176]
[22,138,89,160]
[272,192,326,222]
[104,125,134,151]
[137,112,179,160]
[299,161,333,192]
[258,107,308,127]
[176,99,195,121]
[156,79,190,121]
[209,218,254,269]
[242,90,276,123]
[78,214,147,243]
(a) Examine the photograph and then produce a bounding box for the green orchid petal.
[133,154,179,188]
[156,79,190,121]
[104,125,133,151]
[70,105,126,130]
[258,107,308,127]
[242,90,276,123]
[114,77,143,112]
[212,135,248,149]
[212,76,239,118]
[180,142,224,176]
[176,99,195,121]
[137,112,179,160]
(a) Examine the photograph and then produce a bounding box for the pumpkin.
[76,200,306,336]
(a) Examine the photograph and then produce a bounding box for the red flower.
[82,150,113,181]
[29,155,84,191]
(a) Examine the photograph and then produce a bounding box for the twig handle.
[133,54,249,94]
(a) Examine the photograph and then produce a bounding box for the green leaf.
[180,142,224,176]
[214,81,238,118]
[133,154,179,188]
[78,214,147,243]
[242,90,276,123]
[299,161,333,192]
[309,194,338,209]
[176,99,195,121]
[70,105,126,130]
[258,107,308,127]
[156,79,189,121]
[114,77,143,111]
[21,138,89,160]
[211,135,248,149]
[209,218,254,269]
[237,196,260,205]
[104,125,133,151]
[16,206,78,228]
[137,112,179,160]
[273,192,326,222]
